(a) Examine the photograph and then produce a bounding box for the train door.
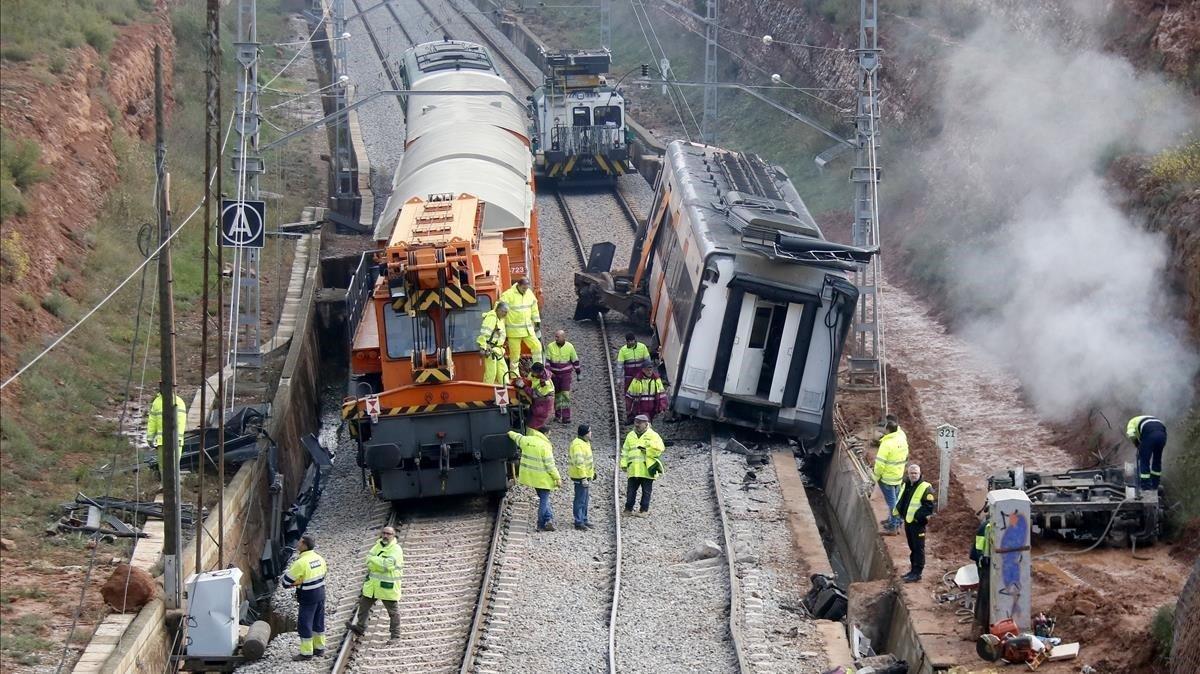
[725,297,788,396]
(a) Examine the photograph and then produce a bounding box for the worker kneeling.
[477,302,510,386]
[282,533,327,661]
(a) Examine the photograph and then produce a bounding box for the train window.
[446,296,492,352]
[572,107,591,126]
[593,106,622,127]
[384,308,435,359]
[748,306,773,349]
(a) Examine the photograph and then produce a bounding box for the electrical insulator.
[641,63,649,77]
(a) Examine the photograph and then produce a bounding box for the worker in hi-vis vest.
[873,414,909,534]
[147,387,187,477]
[281,533,327,661]
[477,302,510,386]
[345,525,403,640]
[893,463,935,584]
[1126,415,1168,490]
[500,277,542,370]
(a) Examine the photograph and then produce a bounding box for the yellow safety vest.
[872,429,909,486]
[546,341,579,368]
[500,285,540,338]
[478,310,506,354]
[530,374,555,399]
[617,343,651,367]
[892,480,934,524]
[510,429,561,489]
[1126,415,1163,441]
[621,427,665,480]
[626,374,665,398]
[148,393,187,468]
[568,437,595,480]
[283,550,327,601]
[973,521,993,566]
[361,539,403,601]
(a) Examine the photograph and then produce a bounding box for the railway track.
[349,0,405,92]
[554,190,749,672]
[331,497,505,674]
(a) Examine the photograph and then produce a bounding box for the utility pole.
[599,0,611,50]
[656,0,719,143]
[330,0,357,228]
[848,0,883,389]
[199,0,222,573]
[155,45,184,611]
[232,0,263,371]
[701,0,718,144]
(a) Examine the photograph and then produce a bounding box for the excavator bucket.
[585,242,616,273]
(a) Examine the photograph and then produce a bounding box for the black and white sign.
[220,199,266,248]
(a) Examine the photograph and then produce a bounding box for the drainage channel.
[801,447,934,672]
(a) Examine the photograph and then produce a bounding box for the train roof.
[376,43,532,240]
[406,40,497,78]
[665,141,872,269]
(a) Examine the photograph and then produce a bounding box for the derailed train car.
[342,40,540,500]
[575,141,874,451]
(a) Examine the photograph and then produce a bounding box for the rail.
[330,504,397,673]
[349,0,404,93]
[459,495,508,673]
[711,437,752,672]
[553,189,632,674]
[330,497,505,673]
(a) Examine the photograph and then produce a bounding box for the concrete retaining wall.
[821,445,936,672]
[823,446,893,582]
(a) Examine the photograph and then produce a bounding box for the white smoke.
[912,15,1199,420]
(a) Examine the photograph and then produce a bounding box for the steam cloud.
[911,16,1199,420]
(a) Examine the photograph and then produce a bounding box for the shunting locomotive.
[530,49,629,180]
[575,141,875,451]
[342,40,541,500]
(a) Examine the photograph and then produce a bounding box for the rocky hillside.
[0,4,174,380]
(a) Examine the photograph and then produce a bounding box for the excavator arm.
[572,187,671,323]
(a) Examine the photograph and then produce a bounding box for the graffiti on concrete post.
[988,488,1032,630]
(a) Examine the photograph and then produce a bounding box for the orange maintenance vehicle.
[341,40,541,500]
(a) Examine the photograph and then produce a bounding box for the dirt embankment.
[0,8,175,380]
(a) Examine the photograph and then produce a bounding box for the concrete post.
[987,488,1032,630]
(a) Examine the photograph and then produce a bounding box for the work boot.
[314,649,326,657]
[346,621,365,636]
[293,654,313,662]
[540,522,556,531]
[584,522,594,530]
[902,572,921,583]
[575,523,587,530]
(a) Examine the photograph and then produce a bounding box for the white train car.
[576,141,873,450]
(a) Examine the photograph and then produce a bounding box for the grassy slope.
[0,1,311,667]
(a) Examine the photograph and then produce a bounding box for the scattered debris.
[0,537,13,551]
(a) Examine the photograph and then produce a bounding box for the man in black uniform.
[893,463,936,583]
